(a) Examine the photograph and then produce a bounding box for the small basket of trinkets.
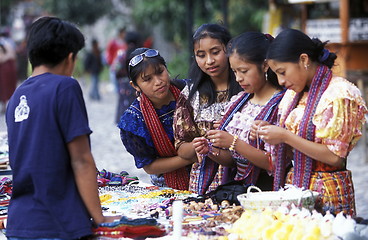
[237,185,319,212]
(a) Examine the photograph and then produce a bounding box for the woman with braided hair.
[118,48,192,190]
[253,28,367,216]
[193,31,285,191]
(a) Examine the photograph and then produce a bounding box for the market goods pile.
[96,178,368,239]
[97,182,244,239]
[228,207,368,240]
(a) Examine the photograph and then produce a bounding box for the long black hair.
[187,23,242,104]
[227,31,282,89]
[267,28,337,69]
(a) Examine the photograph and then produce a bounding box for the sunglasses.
[128,49,159,67]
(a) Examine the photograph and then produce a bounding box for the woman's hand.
[249,120,270,140]
[258,125,344,167]
[256,125,289,145]
[206,130,233,149]
[193,137,210,155]
[212,120,221,130]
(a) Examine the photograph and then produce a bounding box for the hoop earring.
[135,91,141,97]
[304,64,310,70]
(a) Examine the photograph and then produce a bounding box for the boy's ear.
[67,53,74,63]
[63,52,76,76]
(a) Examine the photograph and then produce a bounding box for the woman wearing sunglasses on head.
[117,48,192,190]
[173,23,243,195]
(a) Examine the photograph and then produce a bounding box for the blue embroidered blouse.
[117,98,176,187]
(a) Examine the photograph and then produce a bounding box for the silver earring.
[265,72,268,81]
[305,64,310,70]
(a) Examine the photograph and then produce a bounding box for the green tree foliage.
[228,0,268,34]
[130,0,268,77]
[39,0,114,25]
[131,0,268,43]
[131,0,187,48]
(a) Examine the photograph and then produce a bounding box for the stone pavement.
[0,79,367,218]
[79,81,151,185]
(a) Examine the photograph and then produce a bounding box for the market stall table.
[94,175,368,240]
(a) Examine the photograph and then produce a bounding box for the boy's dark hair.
[27,16,85,70]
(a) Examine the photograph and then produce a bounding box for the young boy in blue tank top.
[5,16,118,239]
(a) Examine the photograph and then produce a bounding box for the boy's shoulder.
[18,73,81,98]
[30,73,78,85]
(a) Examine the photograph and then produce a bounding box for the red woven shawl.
[140,84,189,190]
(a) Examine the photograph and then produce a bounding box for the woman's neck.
[251,82,279,106]
[306,63,319,87]
[152,91,175,109]
[211,68,229,91]
[214,81,228,92]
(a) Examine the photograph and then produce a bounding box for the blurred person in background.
[0,27,17,113]
[114,31,141,124]
[84,38,103,101]
[106,27,127,93]
[16,38,28,82]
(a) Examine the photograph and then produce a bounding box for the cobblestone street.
[80,81,151,184]
[1,79,367,218]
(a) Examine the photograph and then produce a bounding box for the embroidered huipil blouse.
[174,85,229,193]
[118,98,177,187]
[278,76,367,171]
[224,92,274,180]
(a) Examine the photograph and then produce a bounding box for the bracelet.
[229,135,238,152]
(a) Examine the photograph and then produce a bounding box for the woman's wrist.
[209,147,220,157]
[282,128,292,145]
[177,142,196,159]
